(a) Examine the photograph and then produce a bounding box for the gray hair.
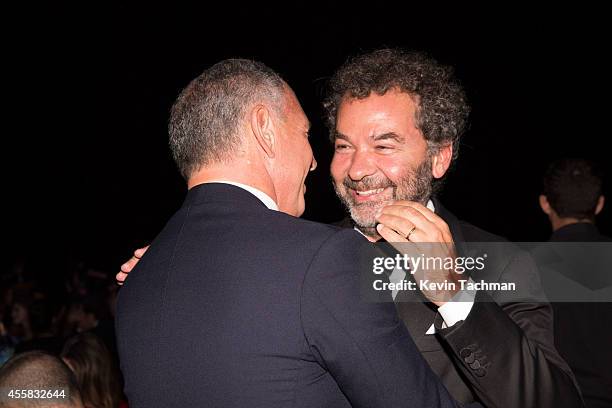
[169,59,286,179]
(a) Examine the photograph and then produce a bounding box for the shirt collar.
[205,180,279,211]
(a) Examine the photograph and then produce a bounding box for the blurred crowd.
[0,261,125,408]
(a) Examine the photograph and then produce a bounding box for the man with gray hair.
[115,59,475,407]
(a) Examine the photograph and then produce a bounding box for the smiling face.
[331,89,435,236]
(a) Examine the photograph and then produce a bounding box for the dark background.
[4,2,610,280]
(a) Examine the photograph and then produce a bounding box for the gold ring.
[406,226,417,240]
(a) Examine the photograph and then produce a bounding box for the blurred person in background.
[538,158,612,408]
[0,321,14,367]
[8,298,33,344]
[63,295,117,357]
[540,158,610,242]
[61,332,123,408]
[13,297,63,355]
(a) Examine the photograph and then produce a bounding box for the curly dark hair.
[543,158,604,220]
[324,48,470,163]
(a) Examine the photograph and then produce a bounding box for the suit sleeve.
[300,229,481,408]
[435,249,584,408]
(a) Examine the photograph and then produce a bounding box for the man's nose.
[348,150,376,181]
[310,156,318,172]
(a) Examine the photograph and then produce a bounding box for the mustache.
[342,177,395,191]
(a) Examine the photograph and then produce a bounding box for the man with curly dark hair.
[326,49,469,238]
[326,49,583,407]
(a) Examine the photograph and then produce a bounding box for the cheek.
[330,154,348,183]
[377,156,413,182]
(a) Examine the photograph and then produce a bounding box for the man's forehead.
[282,88,309,126]
[334,90,419,138]
[338,89,416,113]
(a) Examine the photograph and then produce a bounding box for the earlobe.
[250,105,275,159]
[431,144,453,179]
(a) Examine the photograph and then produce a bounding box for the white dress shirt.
[206,180,279,211]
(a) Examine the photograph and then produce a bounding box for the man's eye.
[376,145,393,151]
[335,144,350,150]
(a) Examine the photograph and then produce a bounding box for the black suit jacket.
[116,184,471,408]
[337,198,584,407]
[544,223,612,408]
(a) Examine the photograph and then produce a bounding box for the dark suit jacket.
[116,184,470,408]
[337,198,584,407]
[545,223,612,408]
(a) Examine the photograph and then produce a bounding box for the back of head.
[543,158,604,220]
[61,333,121,408]
[169,58,286,179]
[0,351,83,407]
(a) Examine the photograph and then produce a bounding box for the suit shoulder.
[266,210,357,239]
[263,212,371,263]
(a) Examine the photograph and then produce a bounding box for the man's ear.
[595,195,605,215]
[431,143,453,179]
[539,194,552,215]
[250,104,275,159]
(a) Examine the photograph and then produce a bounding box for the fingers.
[121,255,139,273]
[115,271,128,286]
[378,201,452,242]
[377,205,436,240]
[376,223,407,243]
[376,214,421,241]
[116,245,150,286]
[116,257,137,286]
[376,223,425,259]
[389,201,450,232]
[134,245,150,258]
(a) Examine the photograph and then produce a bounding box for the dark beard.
[333,155,434,238]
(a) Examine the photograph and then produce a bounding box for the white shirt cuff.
[426,279,476,334]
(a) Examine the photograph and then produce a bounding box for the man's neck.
[187,166,277,205]
[551,217,594,232]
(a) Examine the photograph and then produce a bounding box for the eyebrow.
[372,132,405,143]
[333,131,405,143]
[334,131,350,141]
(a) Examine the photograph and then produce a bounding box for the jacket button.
[474,367,486,377]
[470,360,481,369]
[464,353,475,364]
[460,348,472,358]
